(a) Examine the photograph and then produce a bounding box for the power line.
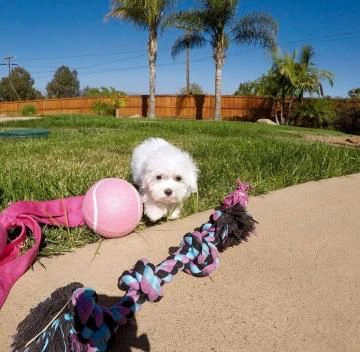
[8,30,360,64]
[79,56,213,76]
[0,56,21,100]
[28,53,148,74]
[31,55,212,80]
[29,33,360,78]
[0,56,18,75]
[3,31,359,81]
[15,48,148,62]
[280,31,360,45]
[15,49,171,75]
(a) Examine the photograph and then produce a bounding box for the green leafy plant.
[0,67,43,102]
[179,83,204,95]
[291,99,336,128]
[348,88,360,99]
[82,86,126,97]
[21,104,38,116]
[334,103,360,135]
[46,65,80,98]
[108,93,125,110]
[89,89,126,116]
[91,101,116,116]
[234,46,334,125]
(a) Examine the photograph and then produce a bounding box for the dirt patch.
[303,134,360,148]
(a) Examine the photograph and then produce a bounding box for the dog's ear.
[143,166,161,192]
[188,168,199,193]
[142,172,152,190]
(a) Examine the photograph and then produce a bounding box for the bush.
[82,86,126,97]
[108,94,125,110]
[89,88,126,116]
[21,104,37,116]
[348,88,360,99]
[291,99,336,128]
[91,101,116,116]
[179,83,205,95]
[334,103,360,135]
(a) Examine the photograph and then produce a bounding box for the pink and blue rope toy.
[11,180,256,352]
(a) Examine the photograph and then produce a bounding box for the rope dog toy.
[12,181,256,352]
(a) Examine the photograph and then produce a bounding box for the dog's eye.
[175,176,182,182]
[156,175,162,180]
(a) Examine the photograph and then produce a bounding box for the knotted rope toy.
[12,180,256,352]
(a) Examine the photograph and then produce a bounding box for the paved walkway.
[1,174,360,351]
[0,116,43,123]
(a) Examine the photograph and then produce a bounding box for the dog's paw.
[168,207,181,220]
[145,204,167,222]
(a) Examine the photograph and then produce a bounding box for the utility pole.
[1,56,18,75]
[0,56,20,100]
[185,31,190,93]
[175,26,193,94]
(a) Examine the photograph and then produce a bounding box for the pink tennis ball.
[82,178,143,238]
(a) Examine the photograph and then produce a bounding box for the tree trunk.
[273,98,280,125]
[287,98,294,125]
[274,110,280,125]
[148,29,157,119]
[280,88,286,124]
[214,61,223,121]
[213,37,225,121]
[186,45,190,93]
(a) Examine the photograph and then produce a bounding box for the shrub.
[179,83,205,95]
[82,86,126,97]
[108,94,125,110]
[348,88,360,99]
[291,99,336,128]
[89,88,126,116]
[334,103,360,135]
[91,101,116,116]
[21,104,37,116]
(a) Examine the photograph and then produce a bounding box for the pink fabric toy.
[0,196,85,308]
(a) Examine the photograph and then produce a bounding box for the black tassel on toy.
[215,204,258,252]
[12,282,84,352]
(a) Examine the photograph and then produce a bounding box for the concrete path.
[1,174,360,352]
[0,116,43,123]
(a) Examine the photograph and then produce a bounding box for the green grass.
[1,115,360,256]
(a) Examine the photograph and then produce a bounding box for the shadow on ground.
[98,294,151,352]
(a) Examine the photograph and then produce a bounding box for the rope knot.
[222,179,250,209]
[180,231,219,277]
[118,260,163,303]
[72,288,116,351]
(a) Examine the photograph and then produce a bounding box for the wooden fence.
[0,95,359,121]
[0,95,275,121]
[0,96,109,116]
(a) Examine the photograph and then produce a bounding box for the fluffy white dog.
[131,138,198,222]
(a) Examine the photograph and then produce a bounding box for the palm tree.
[348,88,360,99]
[171,29,206,94]
[271,45,334,123]
[294,45,334,101]
[108,0,174,118]
[168,0,278,120]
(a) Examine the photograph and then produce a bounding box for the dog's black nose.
[164,188,172,196]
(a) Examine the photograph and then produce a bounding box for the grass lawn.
[1,115,359,256]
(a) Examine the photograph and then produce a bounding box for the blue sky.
[0,0,359,97]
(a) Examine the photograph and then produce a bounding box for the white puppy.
[131,138,198,222]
